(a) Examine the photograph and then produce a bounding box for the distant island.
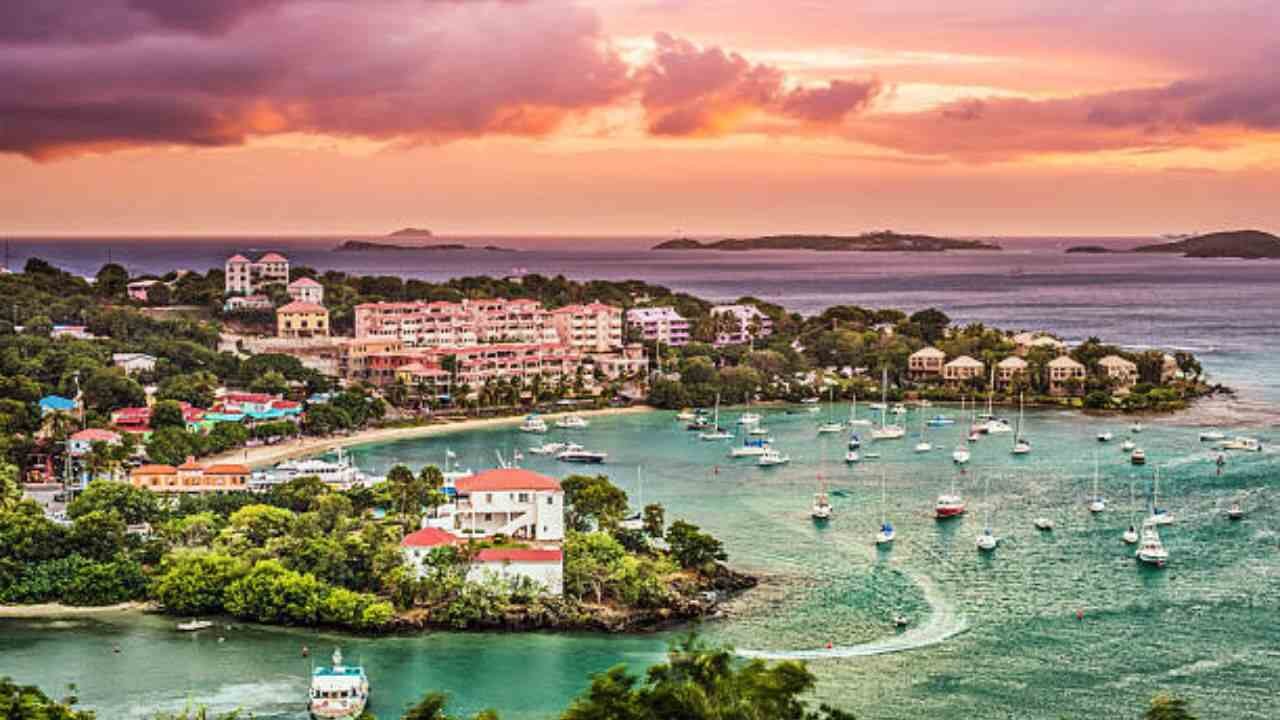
[1064,245,1118,254]
[652,231,1000,252]
[334,240,515,253]
[1064,230,1280,259]
[388,227,434,238]
[1132,229,1280,258]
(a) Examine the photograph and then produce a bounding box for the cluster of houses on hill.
[905,332,1181,396]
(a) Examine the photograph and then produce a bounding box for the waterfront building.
[339,338,405,382]
[908,347,946,378]
[1047,355,1087,396]
[394,362,453,400]
[625,307,690,346]
[1098,354,1139,388]
[224,252,289,296]
[287,277,324,305]
[365,342,581,388]
[996,356,1028,387]
[943,355,985,383]
[112,353,157,375]
[710,304,773,346]
[277,301,330,338]
[400,527,564,596]
[550,302,623,352]
[427,468,565,541]
[354,298,559,348]
[129,456,250,493]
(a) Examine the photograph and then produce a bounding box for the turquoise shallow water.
[3,405,1277,719]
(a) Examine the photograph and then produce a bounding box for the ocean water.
[3,405,1277,719]
[2,236,1278,718]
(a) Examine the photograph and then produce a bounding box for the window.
[486,493,493,503]
[518,493,530,503]
[546,496,553,505]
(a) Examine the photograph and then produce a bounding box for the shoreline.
[204,404,658,470]
[0,602,151,619]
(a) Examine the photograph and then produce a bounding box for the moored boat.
[757,448,790,467]
[309,648,369,719]
[554,414,589,429]
[556,448,607,464]
[518,415,548,433]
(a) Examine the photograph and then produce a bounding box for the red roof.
[400,527,462,548]
[224,392,275,404]
[474,548,563,563]
[278,301,326,314]
[71,428,121,442]
[227,254,250,263]
[178,456,203,471]
[455,469,561,493]
[205,464,250,475]
[288,277,322,287]
[258,252,288,263]
[272,400,301,410]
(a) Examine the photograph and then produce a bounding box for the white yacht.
[1009,393,1031,455]
[556,448,607,464]
[747,424,771,436]
[1130,422,1144,433]
[176,619,214,632]
[519,415,548,433]
[952,445,971,464]
[848,394,873,426]
[816,388,844,433]
[1130,448,1147,465]
[985,418,1013,434]
[1121,439,1136,451]
[675,409,698,422]
[729,438,770,458]
[1097,431,1113,443]
[554,414,589,429]
[528,441,570,456]
[1122,524,1139,544]
[891,403,908,416]
[1198,429,1226,442]
[914,410,932,452]
[309,648,369,720]
[1143,469,1174,526]
[757,448,791,467]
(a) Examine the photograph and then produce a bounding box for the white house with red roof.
[427,468,565,541]
[67,428,122,457]
[400,526,564,595]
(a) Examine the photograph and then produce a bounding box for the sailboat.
[848,392,873,426]
[935,470,966,518]
[875,471,895,544]
[1088,453,1106,513]
[1122,479,1139,544]
[699,394,733,441]
[620,467,645,531]
[914,408,932,453]
[984,368,1013,434]
[976,475,998,551]
[737,393,761,426]
[871,368,905,440]
[1143,467,1174,526]
[817,387,844,434]
[811,474,833,521]
[1011,393,1031,455]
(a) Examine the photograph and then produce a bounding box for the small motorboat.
[1121,439,1136,452]
[935,494,966,519]
[1011,438,1031,455]
[801,397,821,404]
[1096,432,1113,443]
[891,403,908,416]
[757,448,791,467]
[1135,526,1168,567]
[985,418,1013,434]
[738,412,762,425]
[817,422,844,434]
[952,446,971,464]
[518,415,548,433]
[747,424,771,436]
[177,619,214,632]
[1130,448,1146,465]
[554,414,589,429]
[699,428,734,441]
[730,438,770,458]
[811,489,833,521]
[845,450,860,463]
[967,431,982,443]
[676,409,698,422]
[1227,503,1244,521]
[1198,430,1226,442]
[1130,422,1143,433]
[893,614,909,628]
[528,442,569,456]
[1034,517,1055,531]
[556,449,607,464]
[914,440,932,453]
[976,527,999,551]
[1122,524,1139,544]
[1221,437,1262,452]
[847,433,862,450]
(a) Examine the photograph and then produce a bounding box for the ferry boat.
[309,648,369,719]
[1220,436,1262,452]
[255,449,370,491]
[554,414,588,429]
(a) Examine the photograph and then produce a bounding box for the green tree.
[150,399,187,431]
[665,520,726,570]
[386,464,429,525]
[145,426,197,465]
[157,371,220,408]
[94,263,130,298]
[227,504,295,546]
[81,368,145,415]
[68,480,161,525]
[249,370,290,396]
[402,691,499,720]
[561,475,629,532]
[642,503,665,539]
[151,550,247,615]
[0,677,96,719]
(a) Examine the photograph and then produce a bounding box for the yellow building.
[129,457,250,493]
[277,301,330,338]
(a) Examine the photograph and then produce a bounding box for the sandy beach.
[0,602,151,619]
[204,405,658,470]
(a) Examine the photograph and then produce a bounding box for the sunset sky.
[3,0,1279,236]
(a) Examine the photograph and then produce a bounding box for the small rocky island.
[653,231,1000,252]
[335,239,515,252]
[1066,230,1280,258]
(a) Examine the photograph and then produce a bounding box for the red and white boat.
[935,471,967,518]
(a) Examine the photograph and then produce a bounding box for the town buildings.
[286,277,324,304]
[996,356,1028,387]
[67,428,122,457]
[354,298,557,347]
[400,527,564,595]
[277,301,330,338]
[112,353,157,375]
[129,456,251,493]
[224,295,274,313]
[550,303,623,352]
[225,252,289,295]
[710,304,773,346]
[1098,355,1139,389]
[625,307,690,346]
[1047,355,1088,396]
[943,355,985,383]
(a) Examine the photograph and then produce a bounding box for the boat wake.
[736,574,968,661]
